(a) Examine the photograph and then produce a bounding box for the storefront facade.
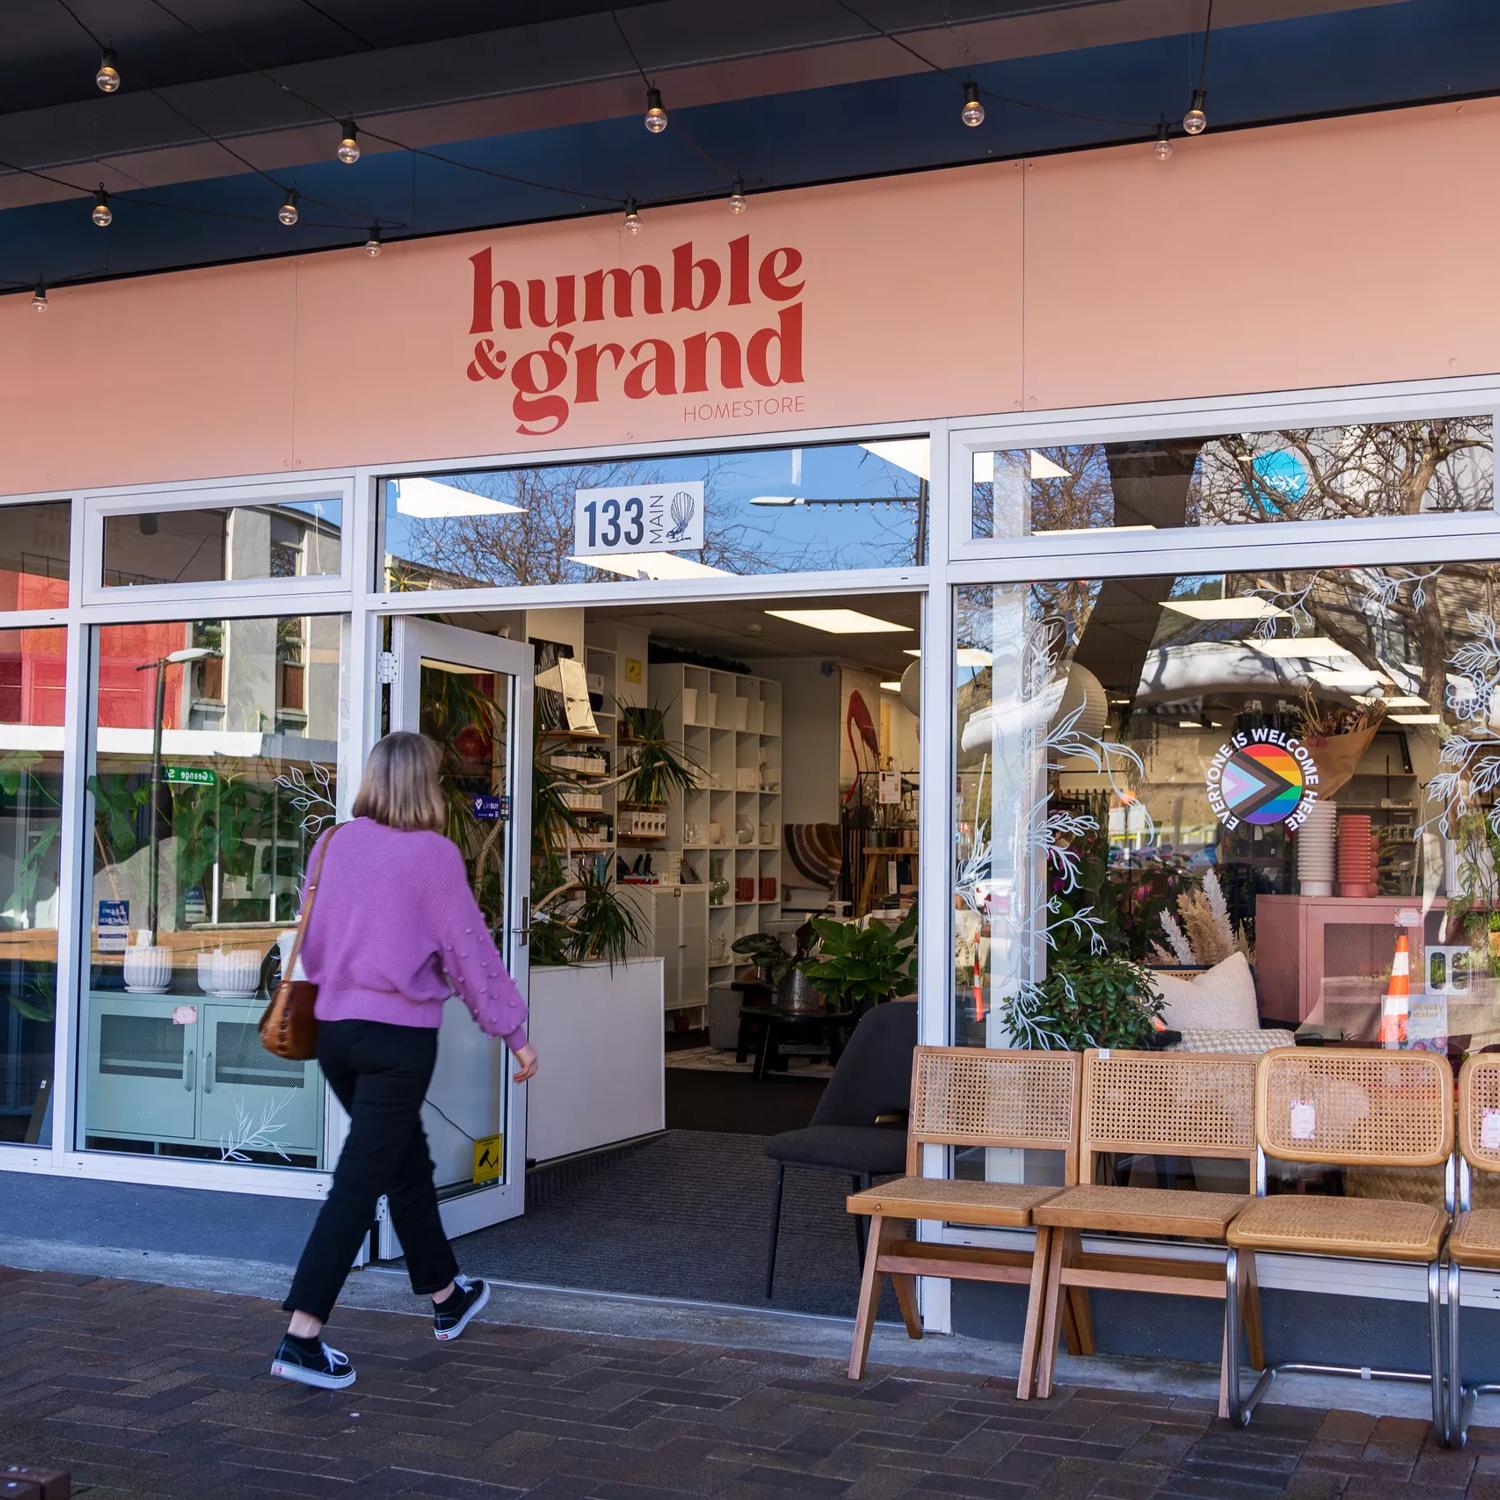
[7,98,1500,1349]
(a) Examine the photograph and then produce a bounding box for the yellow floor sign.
[471,1134,503,1184]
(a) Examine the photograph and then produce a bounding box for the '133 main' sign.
[574,482,705,557]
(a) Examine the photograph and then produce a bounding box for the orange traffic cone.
[1379,931,1411,1047]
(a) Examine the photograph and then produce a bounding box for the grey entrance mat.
[428,1128,898,1322]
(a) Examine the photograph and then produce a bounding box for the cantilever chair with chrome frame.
[1226,1047,1455,1443]
[1446,1052,1500,1447]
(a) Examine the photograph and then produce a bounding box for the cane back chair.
[1447,1052,1500,1446]
[845,1046,1081,1396]
[1025,1049,1261,1416]
[1226,1047,1454,1441]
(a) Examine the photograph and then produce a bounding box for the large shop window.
[0,626,66,1150]
[100,498,342,587]
[953,559,1500,1199]
[380,438,928,590]
[969,417,1493,540]
[78,614,344,1168]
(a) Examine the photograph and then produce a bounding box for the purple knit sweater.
[298,818,529,1051]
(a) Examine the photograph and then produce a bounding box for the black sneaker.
[433,1275,490,1342]
[271,1334,356,1389]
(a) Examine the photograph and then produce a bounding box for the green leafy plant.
[618,702,700,805]
[1003,953,1163,1051]
[732,922,819,987]
[803,907,918,1014]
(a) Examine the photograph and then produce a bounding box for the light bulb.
[961,82,985,128]
[365,227,382,257]
[278,189,299,226]
[1183,88,1207,135]
[623,198,642,235]
[728,178,747,215]
[337,121,360,165]
[31,285,48,312]
[644,87,667,134]
[96,50,120,93]
[1154,121,1173,161]
[91,187,112,227]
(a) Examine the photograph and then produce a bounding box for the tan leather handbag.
[258,826,340,1061]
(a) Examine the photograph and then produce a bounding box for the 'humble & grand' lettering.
[466,236,806,436]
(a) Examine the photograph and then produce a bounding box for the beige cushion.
[1151,952,1259,1032]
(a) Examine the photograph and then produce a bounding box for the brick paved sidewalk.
[2,1267,1497,1499]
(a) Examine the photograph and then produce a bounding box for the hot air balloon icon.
[665,489,696,543]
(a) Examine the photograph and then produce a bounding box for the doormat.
[665,1045,833,1079]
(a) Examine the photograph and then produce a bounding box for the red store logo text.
[465,235,806,436]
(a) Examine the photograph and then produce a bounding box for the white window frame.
[82,476,356,607]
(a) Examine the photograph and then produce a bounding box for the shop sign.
[573,481,704,557]
[466,236,805,437]
[471,1133,502,1185]
[165,766,216,786]
[471,794,510,822]
[98,899,129,953]
[1205,727,1320,832]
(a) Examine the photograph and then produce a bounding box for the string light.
[1154,119,1174,161]
[277,188,300,226]
[961,81,985,128]
[337,120,360,164]
[1183,88,1207,135]
[643,87,668,134]
[364,225,382,257]
[623,197,642,234]
[91,185,112,226]
[31,284,48,312]
[95,49,120,93]
[728,177,747,215]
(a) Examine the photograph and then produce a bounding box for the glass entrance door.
[381,618,533,1244]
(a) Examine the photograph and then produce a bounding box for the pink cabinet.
[1253,894,1448,1026]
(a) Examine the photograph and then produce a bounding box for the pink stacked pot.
[1337,814,1372,898]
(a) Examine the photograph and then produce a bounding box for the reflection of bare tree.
[388,452,922,587]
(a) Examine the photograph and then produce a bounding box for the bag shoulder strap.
[282,824,340,982]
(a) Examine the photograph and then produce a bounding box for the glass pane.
[0,501,70,608]
[419,656,511,1194]
[970,417,1493,539]
[382,438,927,590]
[0,626,65,1148]
[953,560,1500,1198]
[101,499,342,587]
[81,613,344,1168]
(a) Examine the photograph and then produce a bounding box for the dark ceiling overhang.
[0,0,1490,291]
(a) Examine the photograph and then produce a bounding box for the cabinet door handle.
[184,1049,195,1091]
[203,1051,214,1094]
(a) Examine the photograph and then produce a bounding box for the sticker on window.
[1290,1100,1316,1140]
[1481,1110,1500,1152]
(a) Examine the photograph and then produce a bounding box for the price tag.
[879,770,901,805]
[1097,1048,1111,1061]
[1290,1100,1316,1140]
[1482,1110,1500,1152]
[171,1005,197,1027]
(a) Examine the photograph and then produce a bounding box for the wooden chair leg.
[847,1212,887,1380]
[1241,1250,1265,1372]
[1065,1235,1095,1355]
[1060,1289,1081,1354]
[889,1229,922,1343]
[1034,1221,1070,1400]
[1017,1225,1051,1401]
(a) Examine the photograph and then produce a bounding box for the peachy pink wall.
[4,98,1498,497]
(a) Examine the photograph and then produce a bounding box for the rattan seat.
[1035,1184,1251,1239]
[848,1176,1060,1228]
[1228,1193,1446,1261]
[1450,1209,1500,1269]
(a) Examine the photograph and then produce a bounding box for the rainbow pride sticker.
[1219,742,1306,825]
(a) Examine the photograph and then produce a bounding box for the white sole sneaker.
[270,1359,357,1390]
[434,1278,491,1341]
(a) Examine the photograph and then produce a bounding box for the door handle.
[516,895,531,947]
[203,1052,214,1094]
[184,1049,195,1092]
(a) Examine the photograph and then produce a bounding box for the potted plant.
[617,702,701,806]
[803,907,919,1016]
[1001,952,1164,1051]
[732,922,821,1010]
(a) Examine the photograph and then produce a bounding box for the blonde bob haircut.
[352,731,446,833]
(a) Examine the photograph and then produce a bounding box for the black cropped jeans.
[284,1019,459,1324]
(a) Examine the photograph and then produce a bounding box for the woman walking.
[272,731,537,1390]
